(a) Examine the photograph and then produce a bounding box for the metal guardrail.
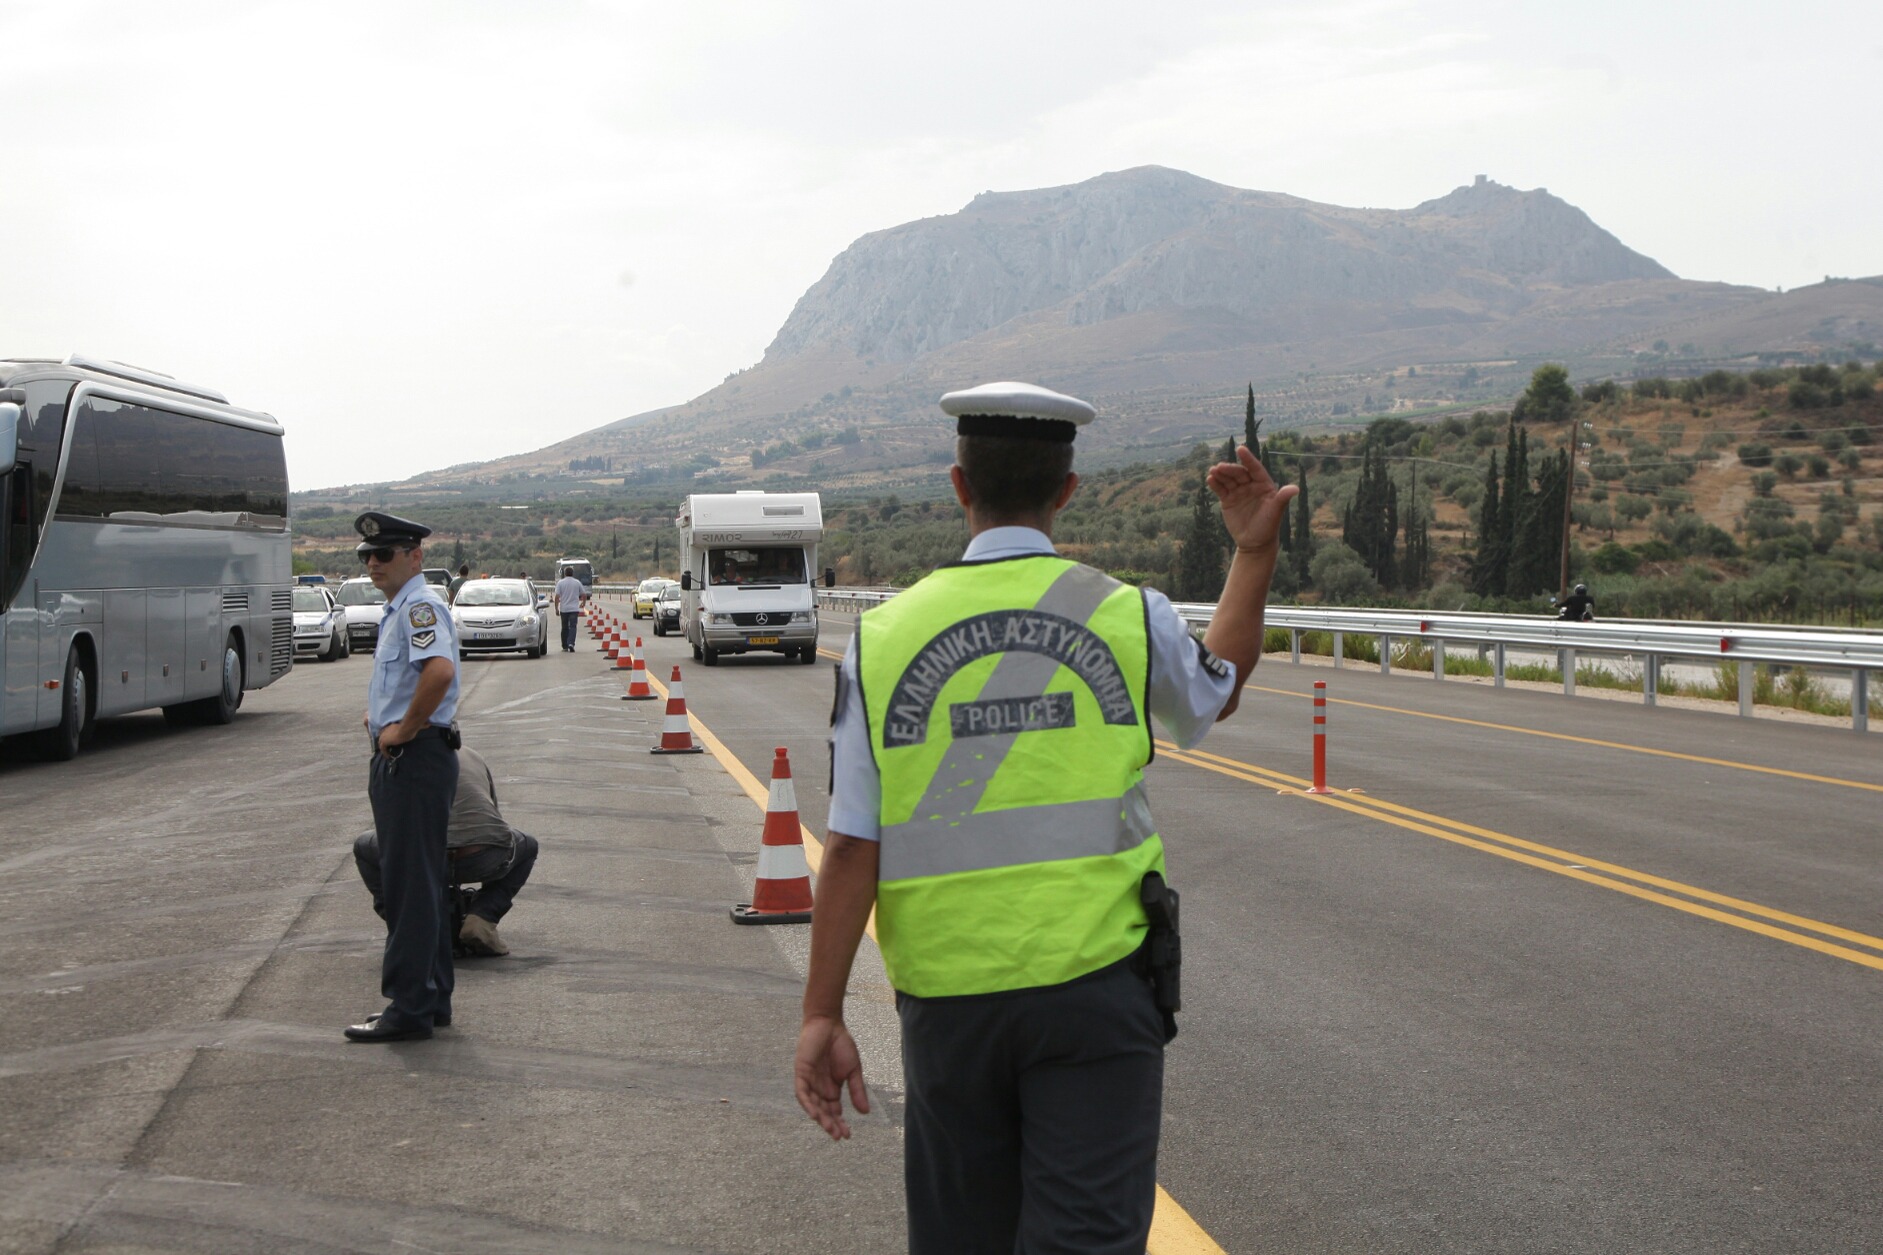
[816,590,1880,733]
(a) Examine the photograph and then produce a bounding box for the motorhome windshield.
[708,546,805,586]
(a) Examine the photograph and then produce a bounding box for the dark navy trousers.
[355,830,539,924]
[560,611,579,650]
[366,736,458,1028]
[897,957,1166,1255]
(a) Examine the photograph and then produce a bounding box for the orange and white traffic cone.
[622,647,656,699]
[613,633,637,670]
[649,666,705,755]
[731,747,813,925]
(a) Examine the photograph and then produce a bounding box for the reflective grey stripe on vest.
[881,780,1155,880]
[879,564,1151,882]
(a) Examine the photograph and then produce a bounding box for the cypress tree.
[1510,449,1568,596]
[1174,466,1225,601]
[1292,458,1314,586]
[1245,384,1259,448]
[1403,463,1429,590]
[1502,424,1530,573]
[1342,441,1399,589]
[1471,451,1504,596]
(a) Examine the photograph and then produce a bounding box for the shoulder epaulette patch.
[1196,639,1231,679]
[409,603,438,629]
[412,629,437,649]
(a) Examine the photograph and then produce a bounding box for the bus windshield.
[708,547,806,586]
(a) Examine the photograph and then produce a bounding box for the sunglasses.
[359,546,414,565]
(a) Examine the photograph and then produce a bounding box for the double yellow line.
[1158,740,1883,974]
[649,668,1230,1255]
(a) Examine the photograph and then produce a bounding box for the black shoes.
[344,1010,447,1042]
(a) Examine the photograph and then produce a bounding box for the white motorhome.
[677,491,829,665]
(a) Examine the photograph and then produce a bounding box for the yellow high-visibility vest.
[858,555,1161,996]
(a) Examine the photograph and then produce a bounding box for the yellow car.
[633,577,675,618]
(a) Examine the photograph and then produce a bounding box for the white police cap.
[939,381,1095,443]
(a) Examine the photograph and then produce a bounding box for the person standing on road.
[554,565,585,652]
[794,381,1297,1253]
[448,562,470,604]
[349,511,462,1044]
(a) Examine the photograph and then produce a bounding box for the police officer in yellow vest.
[795,382,1298,1253]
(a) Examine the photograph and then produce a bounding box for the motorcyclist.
[1556,583,1595,621]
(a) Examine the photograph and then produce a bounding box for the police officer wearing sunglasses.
[348,511,462,1042]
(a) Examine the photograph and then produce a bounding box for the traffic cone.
[622,647,656,699]
[650,665,705,754]
[731,747,814,925]
[613,634,637,670]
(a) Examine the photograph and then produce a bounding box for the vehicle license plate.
[748,635,779,645]
[474,631,500,640]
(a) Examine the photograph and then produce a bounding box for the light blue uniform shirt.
[828,526,1237,841]
[368,573,460,738]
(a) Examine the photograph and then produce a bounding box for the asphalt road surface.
[2,597,1879,1254]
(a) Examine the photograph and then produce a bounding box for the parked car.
[422,567,453,590]
[450,578,548,658]
[333,576,388,651]
[634,576,676,618]
[291,585,349,662]
[653,584,682,635]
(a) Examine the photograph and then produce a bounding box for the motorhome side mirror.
[0,402,19,472]
[824,567,835,588]
[680,571,692,591]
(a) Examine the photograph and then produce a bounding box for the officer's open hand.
[795,1014,869,1140]
[1208,444,1299,556]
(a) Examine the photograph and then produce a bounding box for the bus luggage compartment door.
[99,589,148,717]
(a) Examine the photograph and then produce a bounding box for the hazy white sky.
[4,0,1878,490]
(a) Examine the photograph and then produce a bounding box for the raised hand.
[1207,444,1300,555]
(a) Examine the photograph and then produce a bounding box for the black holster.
[1140,871,1182,1043]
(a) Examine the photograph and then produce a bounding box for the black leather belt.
[372,724,458,756]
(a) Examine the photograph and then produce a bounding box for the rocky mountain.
[766,169,1672,365]
[348,167,1883,500]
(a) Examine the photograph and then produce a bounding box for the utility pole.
[1558,416,1577,596]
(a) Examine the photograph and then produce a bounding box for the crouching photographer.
[354,744,539,957]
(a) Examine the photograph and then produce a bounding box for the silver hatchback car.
[291,585,349,662]
[450,578,549,658]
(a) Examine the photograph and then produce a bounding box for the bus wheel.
[204,636,245,724]
[36,646,90,761]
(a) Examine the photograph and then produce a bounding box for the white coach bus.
[0,355,292,760]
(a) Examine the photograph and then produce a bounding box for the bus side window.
[2,465,34,610]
